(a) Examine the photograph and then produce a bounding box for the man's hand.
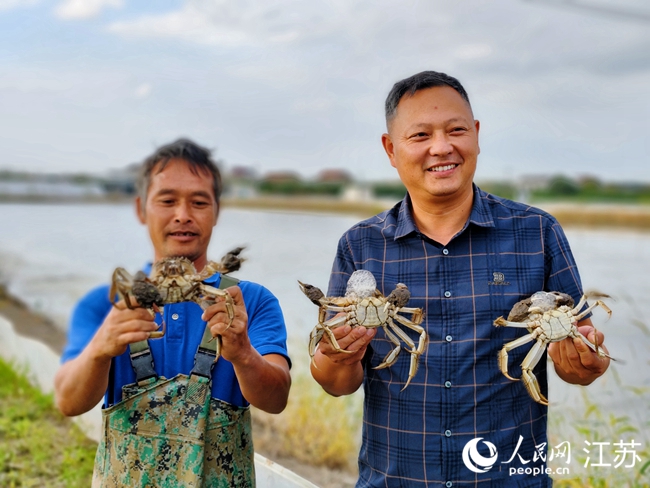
[55,300,158,417]
[317,324,377,365]
[89,300,160,360]
[548,320,610,386]
[202,286,252,364]
[201,286,291,413]
[310,320,376,397]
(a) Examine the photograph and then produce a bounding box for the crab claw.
[298,281,325,305]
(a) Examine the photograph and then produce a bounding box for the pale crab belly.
[354,305,388,328]
[539,314,575,342]
[160,287,185,303]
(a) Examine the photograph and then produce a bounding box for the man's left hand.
[548,320,610,385]
[202,286,252,364]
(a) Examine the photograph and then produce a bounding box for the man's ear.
[381,133,397,168]
[135,196,146,224]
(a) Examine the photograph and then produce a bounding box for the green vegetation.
[258,180,346,196]
[371,181,407,200]
[0,358,96,487]
[532,176,650,204]
[549,385,650,488]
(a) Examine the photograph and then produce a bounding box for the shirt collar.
[394,184,495,241]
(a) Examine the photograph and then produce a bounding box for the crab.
[493,290,614,405]
[298,270,427,389]
[110,247,245,359]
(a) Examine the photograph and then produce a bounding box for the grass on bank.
[0,357,96,488]
[549,383,650,488]
[253,371,363,472]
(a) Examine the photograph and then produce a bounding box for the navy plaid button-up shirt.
[329,185,585,487]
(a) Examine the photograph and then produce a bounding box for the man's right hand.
[55,300,159,417]
[310,322,376,397]
[89,300,159,360]
[317,324,376,365]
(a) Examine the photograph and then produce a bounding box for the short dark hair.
[385,71,472,127]
[136,138,223,211]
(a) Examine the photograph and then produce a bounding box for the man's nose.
[174,202,192,222]
[428,133,453,157]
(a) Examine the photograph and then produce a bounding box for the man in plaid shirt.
[310,71,611,487]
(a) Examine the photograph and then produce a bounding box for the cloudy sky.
[0,0,648,183]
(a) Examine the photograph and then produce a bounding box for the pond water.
[1,202,648,424]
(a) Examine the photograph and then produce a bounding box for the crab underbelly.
[354,304,388,328]
[537,314,574,342]
[160,286,187,304]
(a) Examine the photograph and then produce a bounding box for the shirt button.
[446,482,453,488]
[445,335,453,342]
[444,291,451,298]
[442,248,449,255]
[445,381,452,388]
[171,313,179,320]
[445,430,452,437]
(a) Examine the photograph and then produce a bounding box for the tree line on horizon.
[1,169,650,204]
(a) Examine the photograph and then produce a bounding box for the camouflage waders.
[92,276,255,487]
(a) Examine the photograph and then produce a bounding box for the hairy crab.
[299,270,427,389]
[493,290,614,405]
[110,247,245,344]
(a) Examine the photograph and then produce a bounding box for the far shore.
[2,193,650,230]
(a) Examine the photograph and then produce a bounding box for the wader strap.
[128,274,240,383]
[129,339,157,385]
[191,275,240,378]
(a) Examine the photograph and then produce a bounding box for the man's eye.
[194,201,209,207]
[451,127,467,133]
[410,132,428,138]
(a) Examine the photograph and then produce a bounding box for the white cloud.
[55,0,123,20]
[0,0,39,11]
[106,0,353,47]
[134,82,151,99]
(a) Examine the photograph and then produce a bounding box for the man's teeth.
[430,164,457,172]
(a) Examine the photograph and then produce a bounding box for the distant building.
[103,163,140,195]
[226,166,259,199]
[262,171,302,183]
[316,169,353,184]
[229,166,258,181]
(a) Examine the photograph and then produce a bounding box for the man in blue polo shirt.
[54,138,291,487]
[310,71,610,487]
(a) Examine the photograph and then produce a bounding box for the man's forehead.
[388,86,473,129]
[152,157,211,177]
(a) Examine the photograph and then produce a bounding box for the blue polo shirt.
[62,270,290,408]
[330,185,584,487]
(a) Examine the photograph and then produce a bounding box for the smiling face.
[136,158,218,271]
[382,85,480,208]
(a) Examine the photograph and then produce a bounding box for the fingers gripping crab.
[298,270,427,389]
[493,290,614,405]
[110,247,245,350]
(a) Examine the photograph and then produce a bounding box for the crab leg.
[391,313,427,355]
[573,330,616,360]
[497,331,538,381]
[494,317,536,328]
[310,315,348,355]
[148,304,166,339]
[520,339,549,405]
[386,318,425,390]
[573,299,612,322]
[373,325,403,371]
